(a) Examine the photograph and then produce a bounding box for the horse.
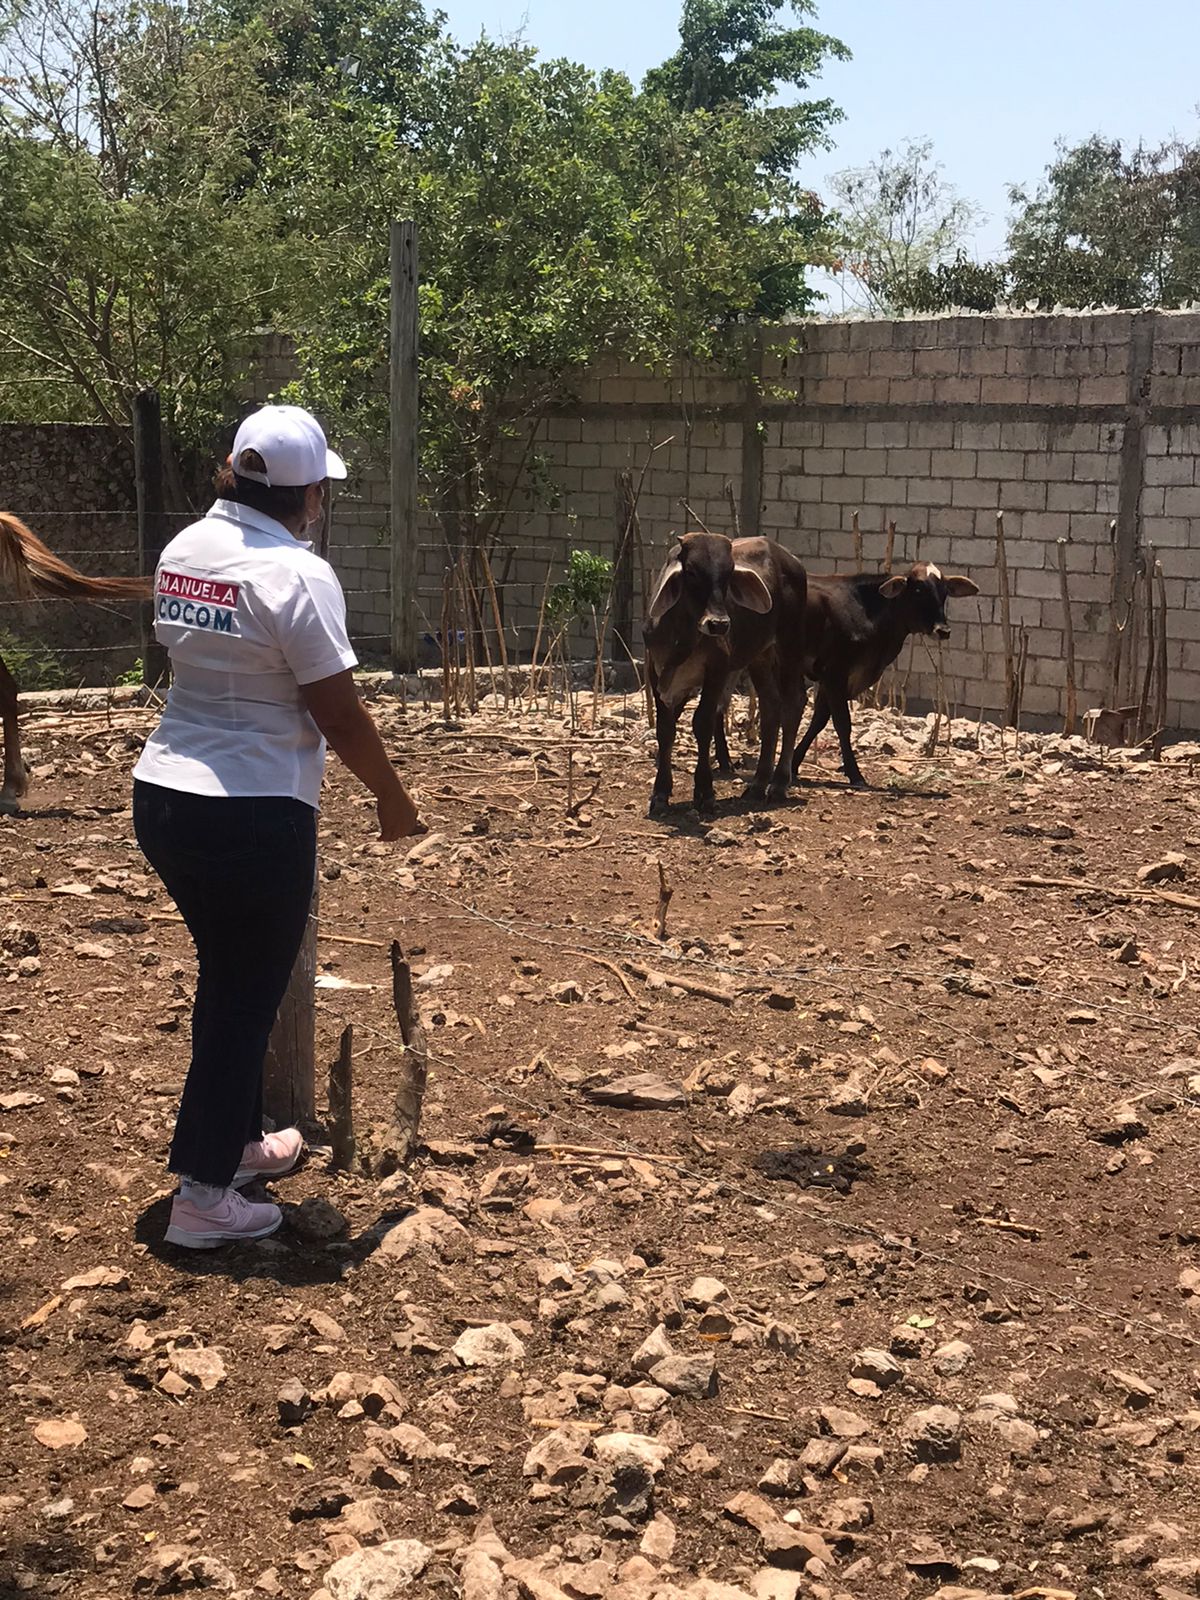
[0,512,152,813]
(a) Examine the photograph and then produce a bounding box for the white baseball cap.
[230,404,348,487]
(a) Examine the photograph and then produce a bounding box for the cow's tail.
[0,512,152,602]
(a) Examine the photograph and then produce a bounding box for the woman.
[134,404,419,1249]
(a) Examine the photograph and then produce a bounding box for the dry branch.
[624,960,736,1006]
[327,1024,356,1173]
[655,860,674,941]
[362,941,429,1175]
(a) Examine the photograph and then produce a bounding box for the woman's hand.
[377,786,421,841]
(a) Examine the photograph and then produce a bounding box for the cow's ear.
[879,576,906,599]
[730,563,772,614]
[647,558,684,624]
[943,575,978,598]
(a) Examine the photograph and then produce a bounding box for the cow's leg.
[0,657,28,815]
[649,687,679,815]
[744,658,781,805]
[690,680,723,813]
[826,687,867,788]
[768,668,808,802]
[792,687,831,777]
[714,708,734,776]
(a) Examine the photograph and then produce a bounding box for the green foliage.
[645,1,848,172]
[547,550,614,623]
[828,139,981,314]
[0,0,300,442]
[0,0,845,511]
[276,12,843,545]
[1006,136,1200,309]
[0,631,66,690]
[114,658,144,686]
[899,252,1009,314]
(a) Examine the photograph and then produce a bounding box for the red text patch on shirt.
[158,571,240,608]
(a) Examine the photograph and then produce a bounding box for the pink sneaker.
[165,1188,282,1249]
[233,1128,304,1188]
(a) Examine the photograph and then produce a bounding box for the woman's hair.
[213,449,308,522]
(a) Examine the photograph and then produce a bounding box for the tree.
[274,24,841,554]
[0,0,844,551]
[0,0,299,447]
[898,252,1009,315]
[645,0,849,172]
[1006,135,1200,309]
[646,1,847,315]
[827,138,981,313]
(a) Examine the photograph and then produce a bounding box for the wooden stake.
[996,511,1017,726]
[884,519,896,575]
[388,940,428,1166]
[460,556,481,712]
[527,564,554,711]
[133,389,169,689]
[263,887,318,1131]
[328,1024,356,1173]
[1056,539,1077,736]
[477,546,512,709]
[725,478,741,537]
[440,568,453,722]
[389,220,420,674]
[852,509,863,569]
[655,860,673,941]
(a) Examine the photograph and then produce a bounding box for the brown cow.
[644,532,807,814]
[0,513,152,812]
[791,562,978,788]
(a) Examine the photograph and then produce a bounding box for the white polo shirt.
[134,499,358,808]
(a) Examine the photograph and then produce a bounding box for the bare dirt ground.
[2,690,1200,1600]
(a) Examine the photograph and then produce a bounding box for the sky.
[436,0,1200,277]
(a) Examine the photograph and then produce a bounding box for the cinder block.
[864,421,909,448]
[1047,482,1098,513]
[976,450,1026,480]
[885,448,932,476]
[1141,516,1193,548]
[843,377,892,405]
[861,478,908,508]
[844,448,889,475]
[959,345,1009,377]
[907,479,955,508]
[982,318,1033,348]
[822,477,866,505]
[1014,568,1063,601]
[935,377,983,405]
[914,348,961,377]
[931,449,978,479]
[803,448,845,475]
[951,478,1002,509]
[1162,485,1200,518]
[980,376,1031,404]
[868,349,915,378]
[1002,480,1049,512]
[819,420,870,449]
[1077,376,1127,406]
[887,378,938,404]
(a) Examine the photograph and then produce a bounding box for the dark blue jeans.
[133,780,316,1186]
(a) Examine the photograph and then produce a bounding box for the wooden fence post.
[261,482,337,1130]
[133,390,169,689]
[262,882,318,1129]
[389,220,420,674]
